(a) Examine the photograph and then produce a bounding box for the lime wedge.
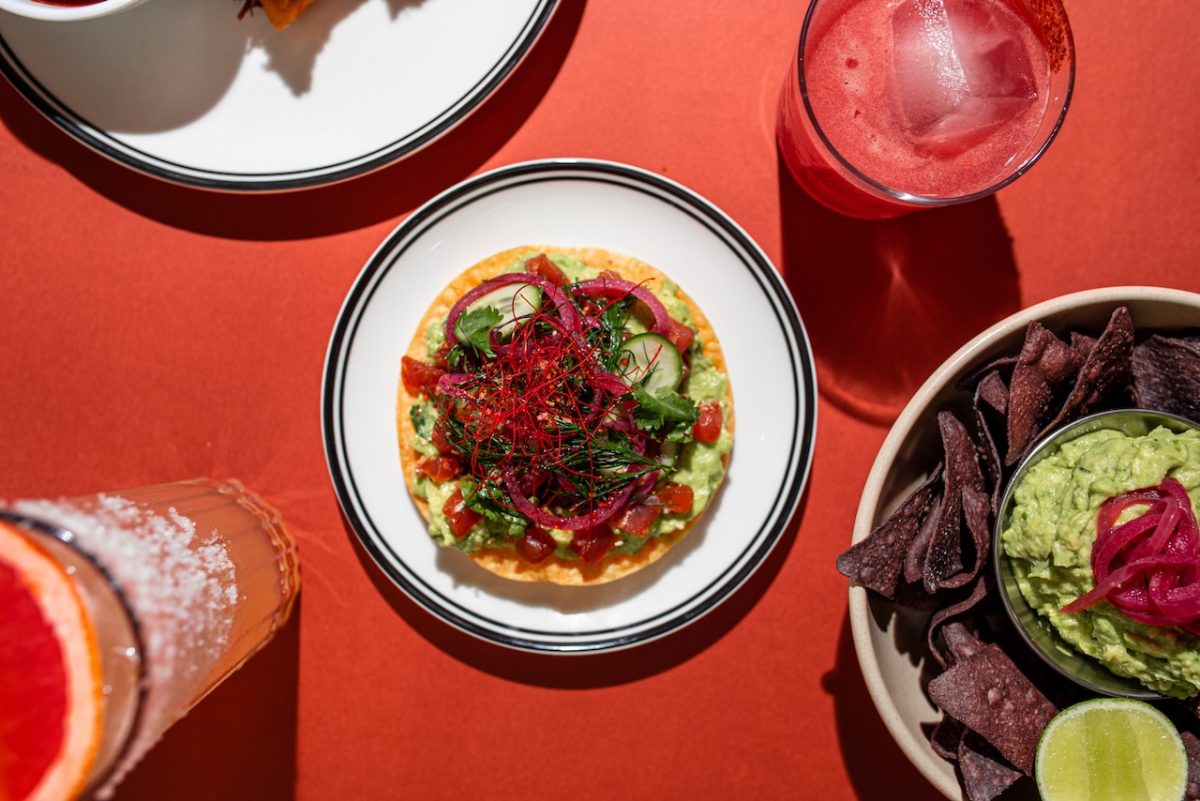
[1035,698,1188,801]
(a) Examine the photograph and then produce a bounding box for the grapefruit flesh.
[0,521,103,801]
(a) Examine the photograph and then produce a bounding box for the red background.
[2,1,1199,799]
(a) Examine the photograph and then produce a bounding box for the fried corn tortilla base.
[260,0,313,29]
[396,245,733,585]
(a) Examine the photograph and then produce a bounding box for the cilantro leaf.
[454,306,503,357]
[409,401,434,439]
[631,385,697,440]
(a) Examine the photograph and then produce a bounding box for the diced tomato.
[433,342,453,370]
[613,504,661,537]
[443,488,481,539]
[666,318,695,354]
[416,456,461,483]
[598,269,622,281]
[651,483,694,515]
[524,253,569,288]
[516,527,557,564]
[569,526,617,562]
[693,400,722,444]
[431,422,454,455]
[401,356,444,396]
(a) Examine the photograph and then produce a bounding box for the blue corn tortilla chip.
[836,464,942,599]
[957,353,1018,392]
[958,732,1023,801]
[972,371,1007,515]
[1070,331,1096,361]
[930,716,966,762]
[927,644,1057,774]
[926,578,992,670]
[923,412,985,593]
[1182,731,1200,801]
[1005,322,1083,465]
[1037,306,1134,440]
[904,493,942,585]
[943,621,986,665]
[1132,334,1200,423]
[958,485,992,586]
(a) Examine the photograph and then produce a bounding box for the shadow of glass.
[776,154,1021,427]
[342,487,808,689]
[0,0,584,239]
[110,599,301,801]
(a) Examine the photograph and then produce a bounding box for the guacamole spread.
[408,251,733,562]
[1002,426,1200,698]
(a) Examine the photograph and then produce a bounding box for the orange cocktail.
[0,479,299,800]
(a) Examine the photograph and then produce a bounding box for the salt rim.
[11,495,238,797]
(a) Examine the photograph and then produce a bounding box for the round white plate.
[322,159,817,653]
[0,0,556,190]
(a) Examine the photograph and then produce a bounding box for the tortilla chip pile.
[838,307,1200,801]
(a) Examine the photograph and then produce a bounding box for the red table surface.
[2,1,1199,799]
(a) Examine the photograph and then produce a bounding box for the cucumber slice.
[454,283,543,343]
[616,333,682,393]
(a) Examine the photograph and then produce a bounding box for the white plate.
[0,0,556,190]
[321,159,818,653]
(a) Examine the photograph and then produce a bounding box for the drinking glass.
[778,0,1075,219]
[0,478,300,799]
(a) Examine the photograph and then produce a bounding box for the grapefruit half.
[0,520,103,801]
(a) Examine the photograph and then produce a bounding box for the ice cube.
[890,0,1037,153]
[947,0,1037,100]
[891,0,970,136]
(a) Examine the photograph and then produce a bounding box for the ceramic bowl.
[849,286,1200,799]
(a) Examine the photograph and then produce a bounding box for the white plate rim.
[0,0,558,192]
[320,157,819,654]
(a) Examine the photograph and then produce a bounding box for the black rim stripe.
[328,165,813,648]
[326,163,814,648]
[0,1,556,191]
[321,160,817,651]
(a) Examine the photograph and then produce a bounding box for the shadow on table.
[776,154,1021,428]
[345,487,810,688]
[111,598,301,801]
[0,0,584,241]
[821,612,933,801]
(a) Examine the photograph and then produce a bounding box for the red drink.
[778,0,1074,218]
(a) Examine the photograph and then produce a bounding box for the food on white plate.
[397,246,733,585]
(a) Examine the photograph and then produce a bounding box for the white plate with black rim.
[0,0,556,191]
[322,158,817,653]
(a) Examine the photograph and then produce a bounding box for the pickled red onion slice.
[573,277,671,336]
[503,473,634,531]
[1061,478,1200,629]
[444,273,579,342]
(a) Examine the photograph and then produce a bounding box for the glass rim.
[0,508,148,797]
[795,0,1077,207]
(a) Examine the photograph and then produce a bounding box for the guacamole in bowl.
[998,410,1200,699]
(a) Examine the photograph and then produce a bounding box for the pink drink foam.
[805,0,1051,198]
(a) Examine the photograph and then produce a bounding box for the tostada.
[396,246,734,585]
